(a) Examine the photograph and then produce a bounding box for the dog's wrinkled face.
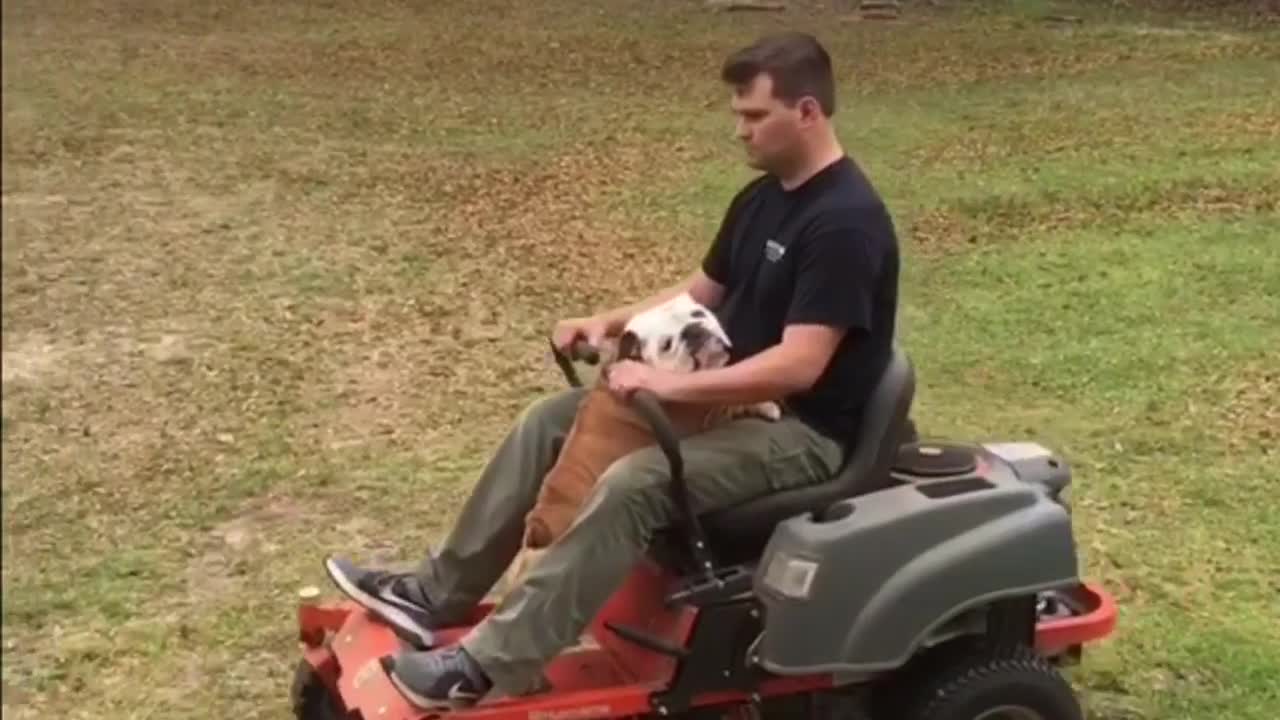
[615,293,732,373]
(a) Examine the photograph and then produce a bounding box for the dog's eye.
[691,309,706,319]
[660,337,673,352]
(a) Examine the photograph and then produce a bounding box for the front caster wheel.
[291,660,346,720]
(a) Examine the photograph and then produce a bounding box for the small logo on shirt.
[764,239,787,262]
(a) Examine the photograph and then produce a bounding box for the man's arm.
[610,223,885,407]
[682,220,886,406]
[660,323,845,405]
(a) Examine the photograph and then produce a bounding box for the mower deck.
[297,560,1116,720]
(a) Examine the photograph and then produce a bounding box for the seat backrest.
[700,345,916,557]
[834,344,917,497]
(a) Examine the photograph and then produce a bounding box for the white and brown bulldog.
[503,294,780,590]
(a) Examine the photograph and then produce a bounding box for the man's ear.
[616,330,642,361]
[796,95,822,125]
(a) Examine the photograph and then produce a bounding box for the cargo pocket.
[764,419,843,493]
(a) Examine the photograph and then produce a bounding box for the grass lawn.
[2,1,1277,718]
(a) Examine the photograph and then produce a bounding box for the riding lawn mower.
[291,342,1116,720]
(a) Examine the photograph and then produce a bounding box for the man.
[324,31,901,709]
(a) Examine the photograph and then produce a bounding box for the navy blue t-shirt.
[701,156,900,443]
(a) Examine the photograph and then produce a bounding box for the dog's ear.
[616,330,642,362]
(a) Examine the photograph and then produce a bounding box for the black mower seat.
[698,345,916,564]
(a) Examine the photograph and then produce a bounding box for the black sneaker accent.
[324,556,437,649]
[381,646,493,710]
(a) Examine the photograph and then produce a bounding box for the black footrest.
[666,565,754,607]
[604,622,689,657]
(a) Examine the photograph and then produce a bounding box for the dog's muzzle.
[681,323,711,353]
[681,322,729,370]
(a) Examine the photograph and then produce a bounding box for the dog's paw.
[725,401,782,422]
[753,401,783,422]
[523,519,552,550]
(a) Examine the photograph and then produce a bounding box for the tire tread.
[906,645,1081,720]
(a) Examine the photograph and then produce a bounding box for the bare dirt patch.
[295,140,703,457]
[186,497,308,598]
[185,498,408,609]
[1218,361,1278,455]
[1,333,67,385]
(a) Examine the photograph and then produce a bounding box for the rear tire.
[291,660,345,720]
[903,645,1081,720]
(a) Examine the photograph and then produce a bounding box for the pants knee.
[599,448,669,495]
[516,389,583,433]
[547,450,673,552]
[577,449,672,528]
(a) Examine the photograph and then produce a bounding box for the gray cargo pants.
[402,387,843,695]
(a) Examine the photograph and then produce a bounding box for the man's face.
[729,73,805,173]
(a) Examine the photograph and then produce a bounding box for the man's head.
[614,293,732,373]
[720,32,837,174]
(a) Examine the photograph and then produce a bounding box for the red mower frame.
[295,558,1116,720]
[292,341,1119,720]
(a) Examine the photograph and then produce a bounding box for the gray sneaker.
[380,646,493,710]
[324,556,438,649]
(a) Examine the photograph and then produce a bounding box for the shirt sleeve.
[700,212,734,286]
[784,225,885,334]
[701,176,766,286]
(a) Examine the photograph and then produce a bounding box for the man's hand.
[552,315,611,354]
[606,360,684,400]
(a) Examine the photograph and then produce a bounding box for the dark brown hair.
[721,32,836,116]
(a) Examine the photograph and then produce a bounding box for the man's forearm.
[660,324,845,406]
[665,344,810,406]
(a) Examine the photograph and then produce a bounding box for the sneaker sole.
[324,557,436,650]
[382,660,478,711]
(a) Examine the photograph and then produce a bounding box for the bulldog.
[503,294,781,590]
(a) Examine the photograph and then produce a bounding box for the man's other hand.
[552,315,610,354]
[606,360,681,400]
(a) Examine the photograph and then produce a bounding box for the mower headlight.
[762,551,819,600]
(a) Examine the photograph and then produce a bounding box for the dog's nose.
[680,323,709,349]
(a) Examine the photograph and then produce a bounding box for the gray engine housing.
[752,440,1077,675]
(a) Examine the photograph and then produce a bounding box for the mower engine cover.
[753,440,1078,675]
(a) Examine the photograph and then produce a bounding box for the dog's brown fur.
[500,346,774,593]
[494,297,773,594]
[522,382,745,549]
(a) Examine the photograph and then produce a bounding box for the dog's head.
[612,293,732,373]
